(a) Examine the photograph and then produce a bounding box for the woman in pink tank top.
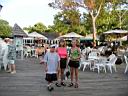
[56,39,68,87]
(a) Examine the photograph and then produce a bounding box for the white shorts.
[8,60,15,64]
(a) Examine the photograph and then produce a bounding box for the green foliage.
[23,22,47,33]
[0,19,12,37]
[48,0,128,46]
[122,41,128,46]
[2,0,128,38]
[48,10,89,35]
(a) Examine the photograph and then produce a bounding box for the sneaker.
[55,82,61,87]
[47,86,54,91]
[11,71,16,74]
[61,82,66,86]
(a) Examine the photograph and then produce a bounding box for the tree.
[33,22,47,32]
[49,10,88,35]
[49,0,106,46]
[0,19,12,37]
[52,12,70,35]
[23,22,47,33]
[78,0,106,46]
[111,1,128,29]
[23,25,34,33]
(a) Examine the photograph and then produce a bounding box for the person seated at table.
[24,45,31,57]
[35,46,45,60]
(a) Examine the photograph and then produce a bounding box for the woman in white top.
[1,38,10,71]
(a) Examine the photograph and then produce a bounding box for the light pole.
[0,4,3,12]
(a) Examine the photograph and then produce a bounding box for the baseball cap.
[50,45,56,48]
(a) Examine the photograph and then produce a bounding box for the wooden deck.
[0,58,128,96]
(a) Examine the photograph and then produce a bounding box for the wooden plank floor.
[0,58,128,96]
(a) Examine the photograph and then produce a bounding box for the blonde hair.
[72,39,80,47]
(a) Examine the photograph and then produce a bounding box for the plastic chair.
[92,54,117,74]
[88,52,100,60]
[124,55,128,74]
[79,55,92,71]
[105,56,117,73]
[24,48,31,58]
[92,60,106,74]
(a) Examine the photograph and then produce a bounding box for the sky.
[0,0,60,28]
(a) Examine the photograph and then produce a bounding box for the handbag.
[64,68,70,80]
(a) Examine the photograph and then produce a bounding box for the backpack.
[115,57,122,65]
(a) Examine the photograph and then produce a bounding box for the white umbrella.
[28,32,48,40]
[104,29,128,45]
[59,32,84,38]
[103,30,128,34]
[103,29,128,41]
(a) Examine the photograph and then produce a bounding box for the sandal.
[55,82,61,87]
[68,83,73,87]
[61,82,66,86]
[74,83,79,88]
[47,86,54,91]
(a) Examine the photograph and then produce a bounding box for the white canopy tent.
[58,32,84,39]
[120,35,128,41]
[103,30,128,34]
[28,32,48,40]
[103,29,128,41]
[103,29,128,45]
[23,32,48,45]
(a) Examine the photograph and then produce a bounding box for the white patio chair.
[124,55,128,74]
[81,60,92,71]
[24,47,31,58]
[92,59,106,74]
[105,56,117,73]
[101,53,116,63]
[79,55,85,69]
[108,54,115,59]
[88,51,100,60]
[98,46,107,55]
[92,54,117,74]
[98,46,104,52]
[31,47,38,58]
[79,55,91,71]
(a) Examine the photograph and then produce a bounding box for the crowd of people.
[0,38,81,91]
[1,37,127,92]
[0,38,16,74]
[42,39,128,91]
